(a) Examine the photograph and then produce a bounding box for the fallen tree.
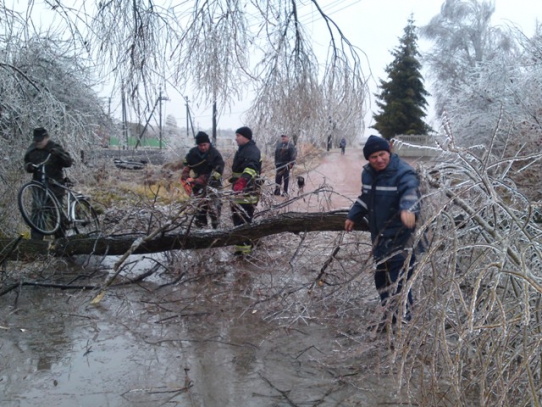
[0,210,369,260]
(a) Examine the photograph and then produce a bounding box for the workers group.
[180,127,300,256]
[24,126,422,331]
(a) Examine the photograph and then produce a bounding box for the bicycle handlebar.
[30,154,74,191]
[31,153,52,169]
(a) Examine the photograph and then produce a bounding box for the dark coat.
[231,140,261,184]
[183,145,225,178]
[230,139,262,203]
[347,154,420,259]
[24,140,73,191]
[274,141,297,168]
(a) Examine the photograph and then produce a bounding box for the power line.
[298,0,362,25]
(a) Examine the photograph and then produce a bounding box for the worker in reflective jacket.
[230,126,262,257]
[345,135,422,333]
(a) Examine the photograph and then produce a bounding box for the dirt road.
[281,147,365,213]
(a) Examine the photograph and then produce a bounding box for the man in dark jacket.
[274,134,297,196]
[181,131,225,229]
[24,127,73,240]
[345,135,422,332]
[230,126,261,256]
[339,137,346,155]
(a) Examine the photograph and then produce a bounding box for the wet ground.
[1,285,376,407]
[0,148,415,406]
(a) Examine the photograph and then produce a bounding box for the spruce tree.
[371,16,431,140]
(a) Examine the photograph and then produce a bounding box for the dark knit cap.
[363,135,390,160]
[235,126,253,140]
[195,131,211,145]
[33,127,48,141]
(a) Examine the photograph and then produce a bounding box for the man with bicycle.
[24,127,73,240]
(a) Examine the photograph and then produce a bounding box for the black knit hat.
[33,127,48,141]
[235,126,253,140]
[195,131,211,145]
[363,135,390,160]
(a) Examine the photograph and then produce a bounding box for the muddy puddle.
[0,249,408,407]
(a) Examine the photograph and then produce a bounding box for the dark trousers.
[275,167,290,194]
[374,252,415,322]
[195,201,221,228]
[231,203,255,254]
[193,187,221,228]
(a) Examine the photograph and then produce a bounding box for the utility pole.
[107,97,111,147]
[185,96,190,139]
[158,88,169,150]
[159,88,163,150]
[121,85,128,149]
[184,96,196,139]
[327,117,332,151]
[212,100,217,145]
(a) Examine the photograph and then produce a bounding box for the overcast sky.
[164,0,542,136]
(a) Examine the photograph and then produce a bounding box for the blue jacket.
[347,154,420,258]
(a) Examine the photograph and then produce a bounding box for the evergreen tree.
[371,16,431,140]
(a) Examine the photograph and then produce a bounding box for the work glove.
[194,175,208,185]
[211,170,221,180]
[181,166,190,181]
[233,177,248,192]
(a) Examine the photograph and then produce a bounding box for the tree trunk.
[1,211,368,260]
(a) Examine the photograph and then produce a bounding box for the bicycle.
[18,154,100,237]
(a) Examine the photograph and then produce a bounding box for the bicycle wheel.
[72,198,100,235]
[18,182,61,235]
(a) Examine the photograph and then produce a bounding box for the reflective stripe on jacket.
[183,145,225,178]
[347,154,420,255]
[231,140,261,204]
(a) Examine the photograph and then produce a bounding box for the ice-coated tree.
[421,0,514,115]
[421,0,542,193]
[41,1,367,148]
[164,114,190,161]
[420,0,520,149]
[371,16,431,140]
[0,36,106,155]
